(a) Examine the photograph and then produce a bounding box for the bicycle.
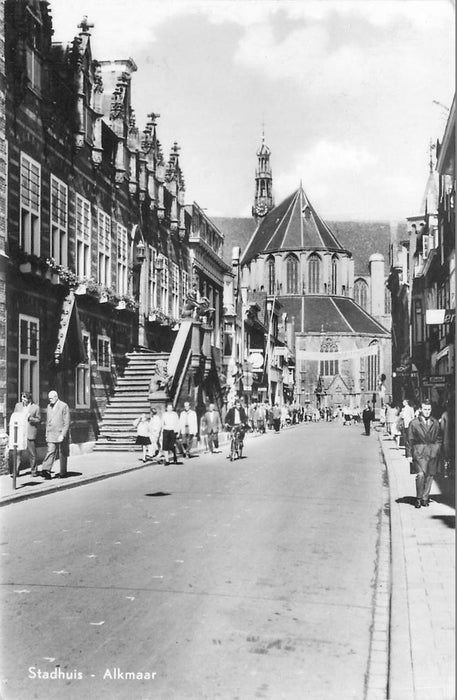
[228,425,244,461]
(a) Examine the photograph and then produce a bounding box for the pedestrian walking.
[201,403,222,453]
[179,401,198,458]
[40,390,70,479]
[272,404,281,432]
[406,399,443,508]
[362,402,374,436]
[133,413,152,462]
[161,402,180,465]
[148,407,163,460]
[12,391,41,476]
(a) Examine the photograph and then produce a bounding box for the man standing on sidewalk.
[179,401,198,458]
[13,392,41,476]
[406,399,442,508]
[202,403,222,454]
[40,391,70,480]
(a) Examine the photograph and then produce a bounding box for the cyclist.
[224,399,248,458]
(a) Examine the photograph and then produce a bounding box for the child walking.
[133,413,151,462]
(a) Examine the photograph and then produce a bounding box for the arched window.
[354,278,369,311]
[331,255,338,295]
[320,337,339,376]
[267,257,275,295]
[367,340,379,391]
[308,253,320,294]
[286,255,299,294]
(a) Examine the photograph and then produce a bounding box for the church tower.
[252,132,274,221]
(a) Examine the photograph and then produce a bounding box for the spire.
[252,129,274,220]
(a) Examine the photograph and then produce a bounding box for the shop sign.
[421,375,448,386]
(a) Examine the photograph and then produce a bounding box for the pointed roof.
[241,186,348,264]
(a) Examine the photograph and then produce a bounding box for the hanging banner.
[296,345,379,361]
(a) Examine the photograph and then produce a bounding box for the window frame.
[116,222,128,296]
[75,331,91,408]
[308,253,321,294]
[18,314,39,400]
[286,255,299,294]
[50,174,68,266]
[97,334,111,371]
[20,153,41,256]
[97,209,112,288]
[75,194,91,279]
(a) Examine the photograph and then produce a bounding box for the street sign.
[421,375,448,386]
[425,308,455,325]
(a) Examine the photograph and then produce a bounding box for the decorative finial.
[78,16,94,34]
[261,117,266,144]
[428,138,436,174]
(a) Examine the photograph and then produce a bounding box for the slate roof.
[276,295,389,336]
[238,188,348,264]
[214,215,407,276]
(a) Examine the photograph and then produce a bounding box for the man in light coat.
[406,399,442,508]
[13,391,41,476]
[40,390,70,479]
[179,401,198,458]
[201,403,222,453]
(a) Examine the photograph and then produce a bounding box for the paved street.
[0,422,386,700]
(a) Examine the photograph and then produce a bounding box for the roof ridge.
[265,192,297,251]
[279,189,300,250]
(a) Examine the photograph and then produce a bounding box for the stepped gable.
[241,187,348,265]
[294,295,389,335]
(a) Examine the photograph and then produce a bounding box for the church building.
[216,137,392,411]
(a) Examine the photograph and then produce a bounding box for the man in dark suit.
[13,391,41,476]
[362,402,374,436]
[406,399,442,508]
[40,390,70,479]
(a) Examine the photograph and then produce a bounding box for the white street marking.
[175,560,184,563]
[43,657,55,662]
[89,621,105,626]
[14,589,30,594]
[151,575,164,579]
[86,554,97,558]
[52,570,69,575]
[126,596,135,601]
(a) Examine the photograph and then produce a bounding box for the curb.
[377,432,415,700]
[0,427,275,507]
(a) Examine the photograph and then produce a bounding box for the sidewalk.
[0,429,261,506]
[378,429,455,700]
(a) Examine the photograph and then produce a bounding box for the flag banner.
[296,345,378,361]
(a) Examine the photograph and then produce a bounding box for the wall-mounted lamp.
[155,254,164,272]
[178,227,186,243]
[135,240,146,263]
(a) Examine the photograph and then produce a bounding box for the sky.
[49,0,455,222]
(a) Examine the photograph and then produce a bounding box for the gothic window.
[50,175,68,266]
[308,253,321,294]
[354,278,369,311]
[331,255,338,295]
[367,340,379,391]
[320,338,339,376]
[268,257,275,295]
[286,255,299,294]
[19,314,39,400]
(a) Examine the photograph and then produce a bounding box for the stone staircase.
[95,350,170,451]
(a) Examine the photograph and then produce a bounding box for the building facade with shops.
[3,1,228,454]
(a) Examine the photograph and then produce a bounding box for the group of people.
[8,390,70,479]
[133,400,226,465]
